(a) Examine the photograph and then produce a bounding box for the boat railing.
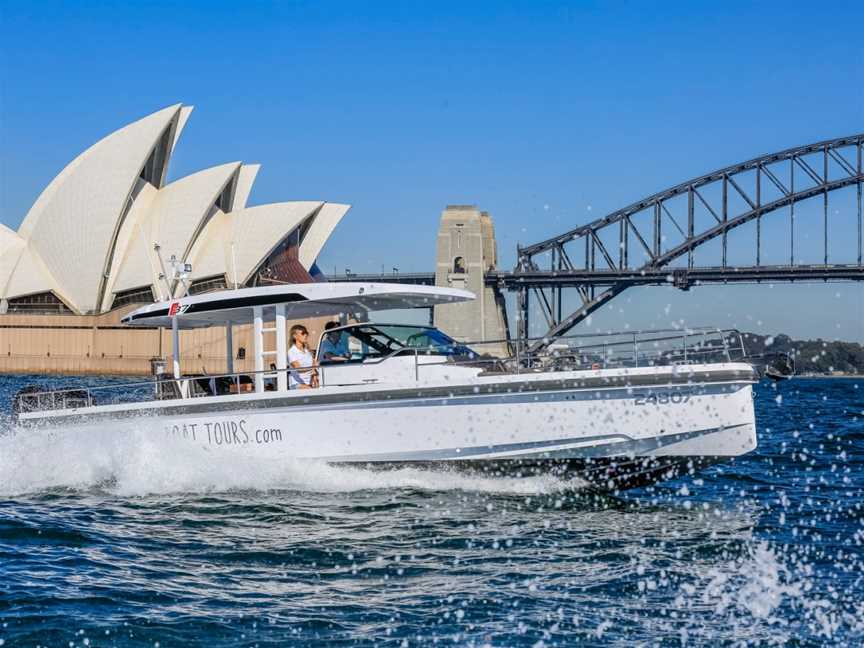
[402,326,747,376]
[508,327,748,372]
[12,327,748,415]
[12,367,290,415]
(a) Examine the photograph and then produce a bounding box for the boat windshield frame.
[316,323,477,363]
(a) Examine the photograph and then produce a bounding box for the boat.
[11,283,759,491]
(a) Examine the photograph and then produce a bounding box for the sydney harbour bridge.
[333,133,864,350]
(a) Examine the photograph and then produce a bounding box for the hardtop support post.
[225,323,234,375]
[171,315,181,379]
[253,306,264,393]
[275,304,288,392]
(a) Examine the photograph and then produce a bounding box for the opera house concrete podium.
[0,104,349,375]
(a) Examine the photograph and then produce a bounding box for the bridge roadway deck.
[488,264,864,288]
[329,265,864,289]
[325,273,436,285]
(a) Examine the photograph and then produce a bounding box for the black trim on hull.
[341,455,730,492]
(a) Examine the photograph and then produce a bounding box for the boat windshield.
[324,324,476,361]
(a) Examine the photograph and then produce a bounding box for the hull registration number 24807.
[633,390,693,406]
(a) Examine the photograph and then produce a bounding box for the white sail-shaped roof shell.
[2,244,72,307]
[3,104,350,314]
[233,164,260,211]
[107,163,241,305]
[172,106,194,152]
[299,202,351,269]
[16,104,184,313]
[185,209,234,285]
[0,225,27,300]
[104,181,162,299]
[233,202,324,283]
[149,162,241,262]
[0,224,70,306]
[187,201,324,287]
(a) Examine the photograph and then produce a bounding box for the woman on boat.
[288,324,319,389]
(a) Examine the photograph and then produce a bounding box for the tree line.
[741,332,864,375]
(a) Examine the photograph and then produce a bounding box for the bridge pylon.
[434,205,510,357]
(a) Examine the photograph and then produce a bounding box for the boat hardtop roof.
[122,282,475,329]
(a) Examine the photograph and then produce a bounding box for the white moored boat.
[12,283,760,491]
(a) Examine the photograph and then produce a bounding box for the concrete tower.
[434,205,510,357]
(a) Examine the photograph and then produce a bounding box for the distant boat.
[763,353,795,381]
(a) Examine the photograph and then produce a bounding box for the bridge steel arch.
[513,134,864,352]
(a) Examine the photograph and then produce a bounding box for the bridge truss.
[511,134,864,352]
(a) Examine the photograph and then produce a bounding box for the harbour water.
[0,377,861,646]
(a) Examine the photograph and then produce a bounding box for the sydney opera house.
[0,104,349,374]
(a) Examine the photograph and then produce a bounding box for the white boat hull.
[17,363,757,490]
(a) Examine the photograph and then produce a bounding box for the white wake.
[0,420,577,497]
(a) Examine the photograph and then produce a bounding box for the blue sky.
[1,1,862,340]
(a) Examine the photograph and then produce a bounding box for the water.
[0,377,862,646]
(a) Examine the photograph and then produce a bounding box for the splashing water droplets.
[0,421,578,497]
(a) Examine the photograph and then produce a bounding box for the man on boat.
[318,321,350,363]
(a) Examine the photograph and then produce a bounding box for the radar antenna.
[154,243,192,300]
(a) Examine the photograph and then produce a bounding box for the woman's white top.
[288,345,314,389]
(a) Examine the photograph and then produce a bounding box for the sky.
[0,1,862,340]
